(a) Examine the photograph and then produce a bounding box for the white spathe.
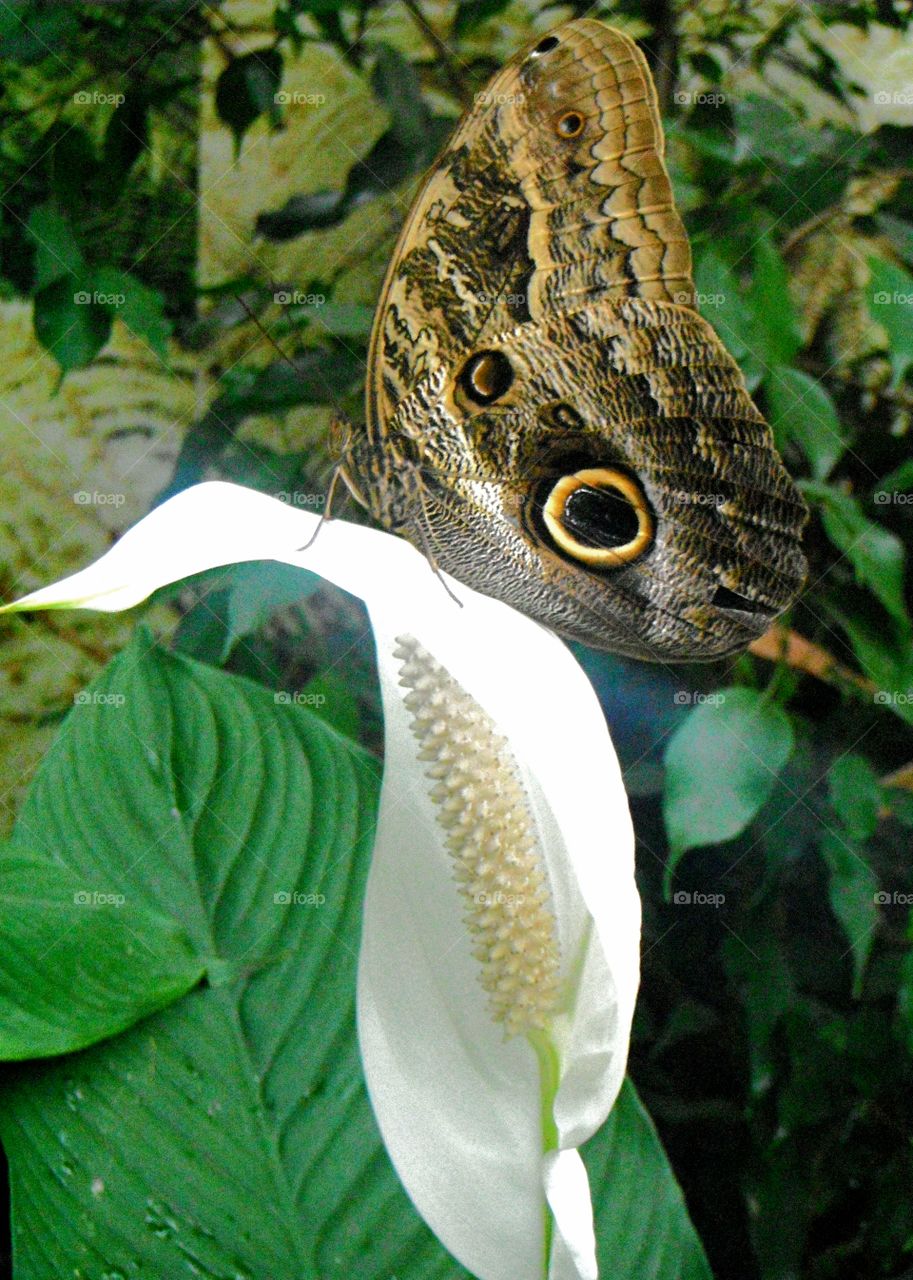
[4,481,641,1280]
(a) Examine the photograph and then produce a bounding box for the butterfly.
[336,18,808,661]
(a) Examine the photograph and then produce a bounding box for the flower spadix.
[3,482,641,1280]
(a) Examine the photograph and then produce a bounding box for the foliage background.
[2,1,913,1277]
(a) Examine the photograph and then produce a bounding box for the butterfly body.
[340,19,808,660]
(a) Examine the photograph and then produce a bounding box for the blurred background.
[2,2,913,1277]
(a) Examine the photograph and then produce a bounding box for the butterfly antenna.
[234,288,356,537]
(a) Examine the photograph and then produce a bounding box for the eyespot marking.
[458,350,514,406]
[555,110,584,139]
[540,468,654,567]
[538,401,585,431]
[531,34,559,56]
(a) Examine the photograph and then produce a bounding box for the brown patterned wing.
[365,19,693,437]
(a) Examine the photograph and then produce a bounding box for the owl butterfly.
[337,19,808,660]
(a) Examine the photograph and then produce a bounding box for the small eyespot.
[458,350,514,406]
[538,401,584,431]
[555,110,584,139]
[539,468,654,568]
[531,34,559,55]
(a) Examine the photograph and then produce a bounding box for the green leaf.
[829,754,880,841]
[803,482,909,630]
[1,633,448,1279]
[453,0,512,36]
[876,457,913,497]
[732,96,829,168]
[585,1079,713,1280]
[93,265,172,362]
[306,301,375,341]
[766,367,848,479]
[692,244,763,388]
[663,688,795,883]
[26,203,84,290]
[0,851,203,1060]
[746,233,801,368]
[0,2,79,63]
[836,610,913,726]
[32,275,113,374]
[0,633,710,1277]
[225,560,321,659]
[301,671,361,741]
[371,43,432,151]
[102,93,148,178]
[819,831,879,999]
[215,48,284,150]
[866,255,913,386]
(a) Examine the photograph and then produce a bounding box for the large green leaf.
[0,851,203,1060]
[828,754,880,842]
[0,632,710,1278]
[32,275,113,375]
[765,367,848,480]
[586,1081,714,1280]
[819,831,879,999]
[745,233,801,368]
[804,483,910,631]
[866,256,913,386]
[663,688,794,884]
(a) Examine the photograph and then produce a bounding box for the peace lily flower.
[3,481,641,1280]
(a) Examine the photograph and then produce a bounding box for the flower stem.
[527,1028,561,1276]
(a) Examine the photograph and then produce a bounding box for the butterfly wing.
[350,20,807,660]
[365,19,692,434]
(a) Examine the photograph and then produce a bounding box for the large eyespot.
[540,468,654,567]
[555,110,584,139]
[458,350,514,406]
[531,34,558,56]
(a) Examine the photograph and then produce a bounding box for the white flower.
[3,481,641,1279]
